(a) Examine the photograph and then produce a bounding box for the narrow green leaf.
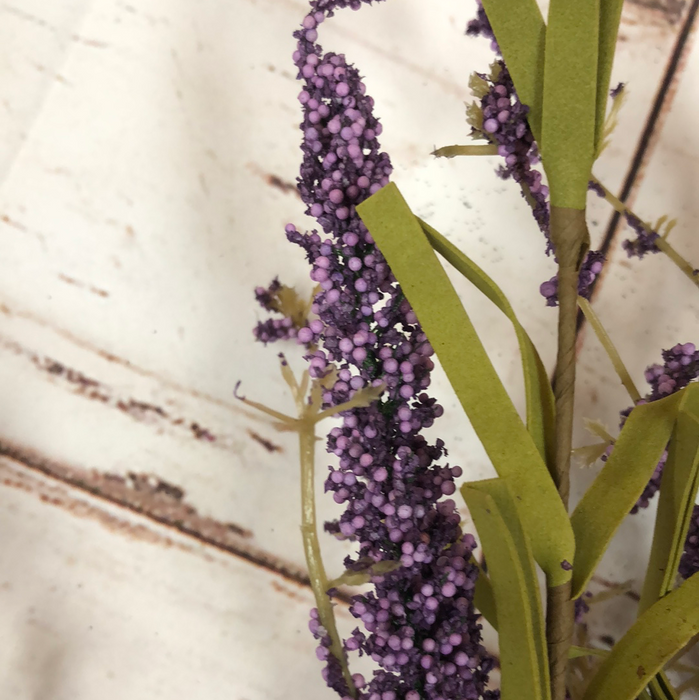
[568,646,609,659]
[572,441,611,469]
[640,383,699,612]
[570,391,684,599]
[595,0,625,150]
[462,480,549,700]
[480,0,546,142]
[357,183,574,585]
[542,0,600,208]
[472,559,498,630]
[648,673,680,700]
[419,218,555,469]
[583,418,614,443]
[582,573,699,700]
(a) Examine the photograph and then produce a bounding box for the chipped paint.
[0,441,356,604]
[247,429,283,453]
[0,331,228,446]
[57,273,109,298]
[0,300,247,416]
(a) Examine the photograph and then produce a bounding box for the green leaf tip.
[571,390,684,599]
[640,383,699,612]
[481,0,546,143]
[542,0,600,208]
[595,0,625,151]
[418,218,556,470]
[582,573,699,700]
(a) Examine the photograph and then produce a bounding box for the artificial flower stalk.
[589,176,699,288]
[252,1,699,698]
[538,0,601,690]
[547,207,588,700]
[255,4,500,699]
[237,360,384,698]
[431,144,499,158]
[577,297,641,403]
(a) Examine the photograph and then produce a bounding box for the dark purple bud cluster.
[621,213,660,259]
[287,2,496,699]
[253,279,299,344]
[679,505,699,580]
[473,61,551,252]
[610,82,625,99]
[539,251,605,307]
[466,20,609,310]
[574,592,592,624]
[465,0,499,53]
[310,607,360,695]
[586,186,661,259]
[605,343,699,512]
[254,317,298,344]
[253,278,320,345]
[644,343,698,400]
[602,401,666,514]
[630,446,667,514]
[346,536,494,700]
[255,278,283,310]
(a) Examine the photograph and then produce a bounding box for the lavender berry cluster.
[601,343,699,514]
[253,279,300,344]
[465,5,606,307]
[634,343,699,513]
[259,1,500,699]
[640,343,699,580]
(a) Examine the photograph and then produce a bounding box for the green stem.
[431,144,499,158]
[591,176,699,289]
[547,582,574,700]
[577,297,641,403]
[655,237,699,287]
[299,422,356,697]
[548,206,589,700]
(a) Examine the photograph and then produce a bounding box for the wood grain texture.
[0,0,696,696]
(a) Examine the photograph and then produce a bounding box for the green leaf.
[595,0,625,150]
[572,442,611,469]
[648,673,680,700]
[357,183,574,585]
[326,560,402,589]
[581,573,699,700]
[542,0,600,208]
[583,418,614,443]
[640,383,699,612]
[480,0,546,142]
[570,391,684,599]
[418,218,555,469]
[462,480,550,700]
[568,646,609,659]
[472,557,498,630]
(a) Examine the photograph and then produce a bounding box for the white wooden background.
[0,0,697,697]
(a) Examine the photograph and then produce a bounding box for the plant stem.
[299,421,356,697]
[431,144,499,158]
[655,237,699,287]
[548,206,589,700]
[547,582,574,700]
[551,207,589,507]
[577,297,641,403]
[591,176,699,289]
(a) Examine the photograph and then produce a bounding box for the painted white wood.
[0,0,696,696]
